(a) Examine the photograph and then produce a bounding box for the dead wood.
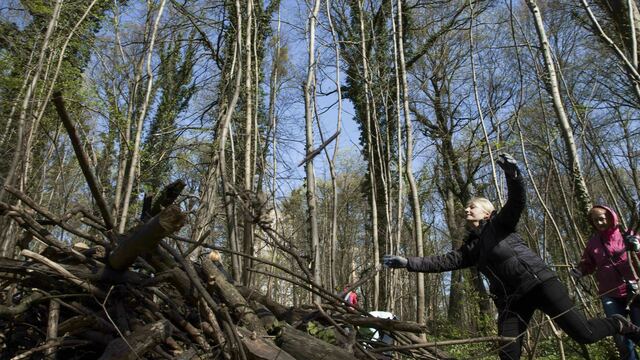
[340,315,427,334]
[150,179,186,217]
[0,291,45,318]
[0,256,147,286]
[297,130,340,167]
[236,326,296,360]
[236,285,290,319]
[275,325,357,360]
[58,314,115,336]
[369,336,515,360]
[52,91,114,230]
[98,319,173,360]
[108,205,186,270]
[4,185,107,246]
[0,184,453,360]
[174,348,204,360]
[22,249,106,298]
[201,256,267,336]
[45,299,60,358]
[10,339,91,360]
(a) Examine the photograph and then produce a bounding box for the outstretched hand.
[623,230,640,252]
[382,254,408,268]
[569,268,582,279]
[497,153,518,178]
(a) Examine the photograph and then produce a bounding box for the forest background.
[1,0,639,358]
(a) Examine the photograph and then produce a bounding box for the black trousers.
[497,277,619,360]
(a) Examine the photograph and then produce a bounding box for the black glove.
[383,255,408,268]
[569,268,582,279]
[624,232,640,252]
[497,153,518,178]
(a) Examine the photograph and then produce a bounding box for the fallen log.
[275,325,357,360]
[0,257,148,286]
[201,256,267,336]
[237,326,296,360]
[236,285,291,320]
[98,319,173,360]
[108,205,186,270]
[0,292,45,318]
[340,315,428,334]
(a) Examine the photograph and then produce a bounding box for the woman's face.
[465,201,490,227]
[590,208,611,232]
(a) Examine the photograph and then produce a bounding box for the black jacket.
[406,173,557,304]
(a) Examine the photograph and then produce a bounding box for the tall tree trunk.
[388,4,404,314]
[326,0,342,293]
[266,8,282,298]
[443,187,464,322]
[305,0,322,302]
[213,0,245,281]
[394,0,425,325]
[356,0,381,310]
[526,0,592,215]
[241,0,255,287]
[113,4,147,226]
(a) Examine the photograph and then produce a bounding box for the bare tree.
[525,0,593,215]
[304,0,323,302]
[393,0,425,325]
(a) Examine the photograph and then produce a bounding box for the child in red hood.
[574,205,640,359]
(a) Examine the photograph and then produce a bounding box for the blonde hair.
[468,197,495,215]
[208,250,221,262]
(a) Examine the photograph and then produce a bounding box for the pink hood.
[578,205,637,298]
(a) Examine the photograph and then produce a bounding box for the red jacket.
[344,291,358,307]
[578,205,639,298]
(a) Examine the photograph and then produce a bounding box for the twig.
[314,303,377,360]
[4,185,107,246]
[100,285,142,360]
[369,336,517,353]
[248,268,371,317]
[1,201,89,263]
[9,338,90,360]
[21,249,105,298]
[0,292,45,318]
[297,130,340,167]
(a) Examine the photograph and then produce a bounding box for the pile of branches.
[0,180,455,360]
[0,94,469,359]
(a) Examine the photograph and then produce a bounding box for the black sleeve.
[493,172,526,232]
[405,243,475,273]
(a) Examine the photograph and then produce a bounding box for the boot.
[612,314,640,344]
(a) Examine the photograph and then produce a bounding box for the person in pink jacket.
[574,205,640,359]
[343,287,358,308]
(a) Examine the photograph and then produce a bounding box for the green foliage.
[140,29,198,193]
[21,0,52,17]
[306,321,337,344]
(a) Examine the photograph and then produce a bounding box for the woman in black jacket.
[383,154,640,360]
